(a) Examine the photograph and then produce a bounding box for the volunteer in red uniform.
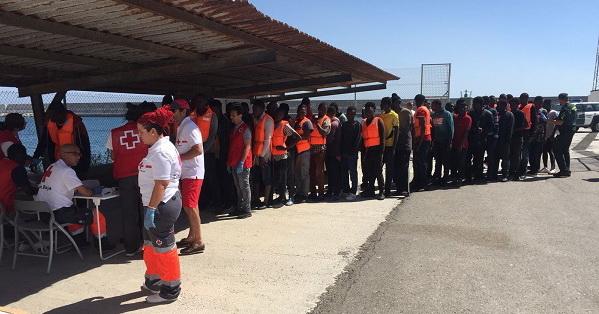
[361,102,386,200]
[271,108,300,206]
[171,99,205,255]
[106,103,150,256]
[227,104,253,219]
[191,95,218,209]
[34,100,91,175]
[0,144,35,215]
[137,107,183,303]
[0,113,26,159]
[251,100,274,209]
[36,144,103,245]
[309,102,331,200]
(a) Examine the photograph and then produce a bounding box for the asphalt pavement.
[312,131,599,313]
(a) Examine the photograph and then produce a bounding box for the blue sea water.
[20,116,126,159]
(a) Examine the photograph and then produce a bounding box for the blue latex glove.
[235,161,244,174]
[143,207,156,230]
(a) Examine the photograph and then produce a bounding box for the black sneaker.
[237,212,252,219]
[376,193,385,200]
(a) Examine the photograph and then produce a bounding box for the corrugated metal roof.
[0,0,398,98]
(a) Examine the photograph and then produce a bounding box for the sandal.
[179,242,205,255]
[176,238,192,248]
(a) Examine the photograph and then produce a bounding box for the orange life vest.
[192,108,214,142]
[521,103,533,130]
[253,113,273,157]
[310,115,330,145]
[294,117,311,154]
[47,112,75,160]
[362,117,382,148]
[272,121,289,156]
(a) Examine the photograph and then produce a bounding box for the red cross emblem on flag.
[41,165,54,182]
[120,130,140,150]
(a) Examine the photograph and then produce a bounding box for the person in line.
[309,102,331,201]
[293,104,313,203]
[509,97,526,180]
[549,93,577,177]
[325,104,342,200]
[0,144,36,215]
[465,96,494,182]
[300,97,313,119]
[451,99,471,184]
[431,99,454,185]
[518,93,535,177]
[542,99,558,173]
[36,144,103,246]
[279,102,296,200]
[411,94,432,191]
[487,99,514,182]
[137,107,183,303]
[213,99,234,212]
[250,100,275,208]
[394,95,412,197]
[191,95,218,209]
[329,102,347,124]
[106,103,151,256]
[0,113,26,159]
[380,97,399,196]
[171,99,205,255]
[34,100,91,175]
[271,108,300,206]
[484,96,499,181]
[527,96,547,175]
[360,102,385,200]
[227,104,253,219]
[339,106,362,201]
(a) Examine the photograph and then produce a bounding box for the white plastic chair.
[12,200,83,273]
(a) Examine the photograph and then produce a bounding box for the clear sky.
[252,0,599,99]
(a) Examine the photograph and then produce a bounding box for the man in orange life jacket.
[361,102,386,200]
[0,144,36,215]
[411,94,432,191]
[293,104,314,203]
[36,144,106,246]
[191,95,218,208]
[34,100,91,176]
[106,103,150,256]
[271,107,300,206]
[251,100,275,209]
[0,113,26,159]
[518,93,535,178]
[308,102,331,201]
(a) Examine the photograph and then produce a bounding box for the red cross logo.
[120,130,140,150]
[41,165,54,182]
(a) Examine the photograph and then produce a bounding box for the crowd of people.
[0,91,577,303]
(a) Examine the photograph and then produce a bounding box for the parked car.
[573,102,599,132]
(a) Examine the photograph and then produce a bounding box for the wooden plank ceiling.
[0,0,398,99]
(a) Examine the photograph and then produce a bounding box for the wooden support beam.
[0,10,200,59]
[256,83,387,102]
[215,74,352,97]
[30,94,45,139]
[119,0,394,81]
[0,45,134,70]
[0,64,72,79]
[18,50,277,97]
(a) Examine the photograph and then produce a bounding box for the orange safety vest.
[294,117,311,154]
[272,121,289,156]
[253,113,273,156]
[362,117,382,148]
[192,108,214,142]
[47,112,75,160]
[521,103,533,130]
[310,115,330,145]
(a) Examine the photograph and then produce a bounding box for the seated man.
[0,144,36,214]
[36,144,108,247]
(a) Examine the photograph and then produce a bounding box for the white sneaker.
[549,169,558,174]
[146,294,177,304]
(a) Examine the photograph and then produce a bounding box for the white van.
[573,102,599,132]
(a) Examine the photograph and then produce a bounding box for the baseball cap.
[171,98,190,110]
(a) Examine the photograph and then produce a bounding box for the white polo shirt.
[138,136,181,206]
[175,116,205,179]
[36,159,83,210]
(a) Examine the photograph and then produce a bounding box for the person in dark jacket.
[487,99,514,181]
[527,96,547,174]
[339,106,362,201]
[549,93,577,177]
[393,94,412,197]
[465,96,494,181]
[509,97,526,180]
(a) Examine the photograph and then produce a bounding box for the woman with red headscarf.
[136,106,182,303]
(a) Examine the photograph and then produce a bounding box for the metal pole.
[447,63,452,101]
[420,64,424,94]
